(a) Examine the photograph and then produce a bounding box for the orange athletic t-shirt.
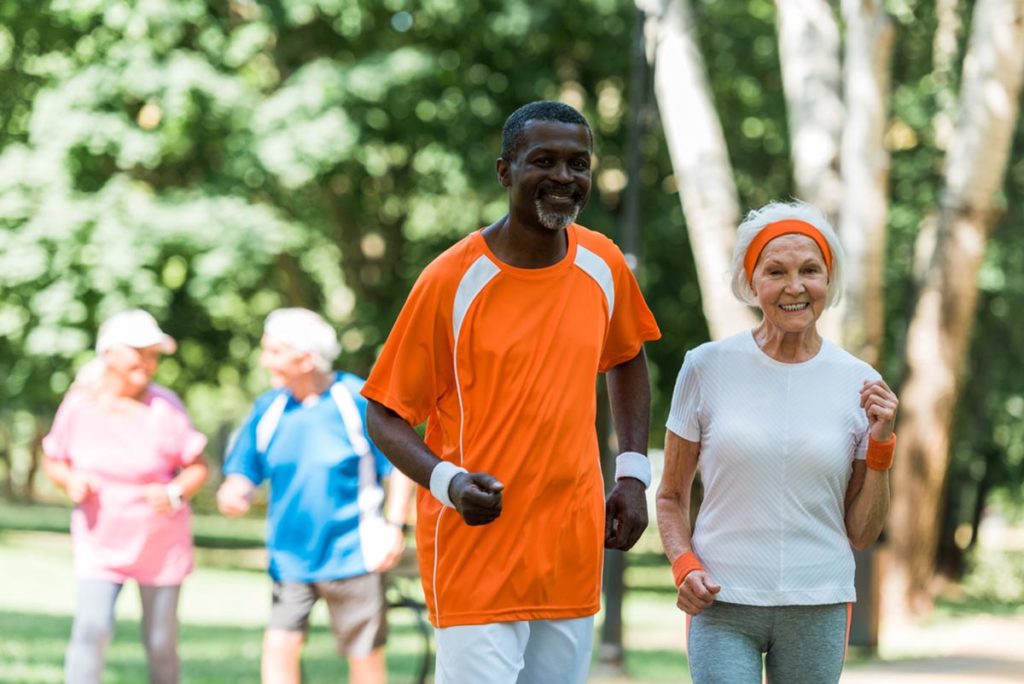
[361,224,661,627]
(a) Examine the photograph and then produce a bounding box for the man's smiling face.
[500,120,592,232]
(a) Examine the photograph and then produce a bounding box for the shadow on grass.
[0,502,75,536]
[0,610,428,684]
[621,647,690,682]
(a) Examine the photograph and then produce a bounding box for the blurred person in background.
[43,309,210,684]
[217,307,414,684]
[657,201,898,684]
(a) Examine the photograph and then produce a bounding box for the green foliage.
[0,0,690,501]
[960,549,1024,610]
[0,0,1021,530]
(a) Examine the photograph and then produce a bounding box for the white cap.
[263,308,340,372]
[96,309,177,354]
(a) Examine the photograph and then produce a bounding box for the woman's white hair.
[729,200,845,308]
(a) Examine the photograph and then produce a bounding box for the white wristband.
[166,482,184,510]
[615,451,651,489]
[429,461,468,508]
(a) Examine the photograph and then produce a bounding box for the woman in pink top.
[43,310,209,684]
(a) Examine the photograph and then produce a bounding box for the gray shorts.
[269,573,387,657]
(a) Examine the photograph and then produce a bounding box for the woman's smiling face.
[750,233,829,334]
[102,344,161,396]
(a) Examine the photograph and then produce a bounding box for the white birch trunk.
[887,0,1024,620]
[773,0,844,347]
[640,0,758,339]
[774,0,843,224]
[911,0,963,285]
[836,1,894,367]
[932,0,964,149]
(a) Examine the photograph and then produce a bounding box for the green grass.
[0,531,436,684]
[0,609,429,683]
[0,501,691,683]
[0,534,692,683]
[933,547,1024,619]
[6,499,1024,682]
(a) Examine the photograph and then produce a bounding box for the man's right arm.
[216,403,266,517]
[365,399,444,487]
[366,400,504,526]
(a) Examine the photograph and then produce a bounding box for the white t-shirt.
[666,330,880,606]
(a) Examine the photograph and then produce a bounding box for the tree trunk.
[932,0,965,149]
[596,376,626,671]
[968,449,995,551]
[25,416,47,502]
[836,0,895,367]
[641,0,758,340]
[273,252,316,309]
[0,417,13,500]
[598,9,650,671]
[774,0,843,225]
[887,0,1024,620]
[773,0,895,363]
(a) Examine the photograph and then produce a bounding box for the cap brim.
[158,335,177,354]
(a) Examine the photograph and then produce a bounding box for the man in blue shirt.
[218,308,414,684]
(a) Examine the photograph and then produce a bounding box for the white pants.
[434,616,595,684]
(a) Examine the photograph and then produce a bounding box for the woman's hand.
[860,379,898,441]
[66,472,95,504]
[676,570,721,616]
[144,483,175,514]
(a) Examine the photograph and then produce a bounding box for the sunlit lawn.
[11,500,1020,683]
[0,532,432,683]
[0,502,691,683]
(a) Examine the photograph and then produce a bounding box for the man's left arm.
[604,346,652,551]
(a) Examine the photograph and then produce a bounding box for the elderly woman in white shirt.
[657,200,897,684]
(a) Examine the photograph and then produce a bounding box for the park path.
[841,613,1024,683]
[589,613,1024,683]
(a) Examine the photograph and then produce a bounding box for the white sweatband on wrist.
[429,461,468,508]
[615,451,651,489]
[166,482,184,510]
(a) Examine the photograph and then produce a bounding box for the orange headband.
[743,219,833,282]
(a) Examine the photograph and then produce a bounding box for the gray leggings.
[65,579,181,684]
[687,602,849,684]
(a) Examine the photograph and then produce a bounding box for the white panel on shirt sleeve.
[452,255,500,343]
[573,245,615,319]
[254,393,289,453]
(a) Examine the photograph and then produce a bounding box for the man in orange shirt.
[362,100,661,684]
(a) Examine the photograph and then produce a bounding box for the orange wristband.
[866,433,896,471]
[671,551,704,588]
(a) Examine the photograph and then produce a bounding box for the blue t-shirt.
[224,372,393,582]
